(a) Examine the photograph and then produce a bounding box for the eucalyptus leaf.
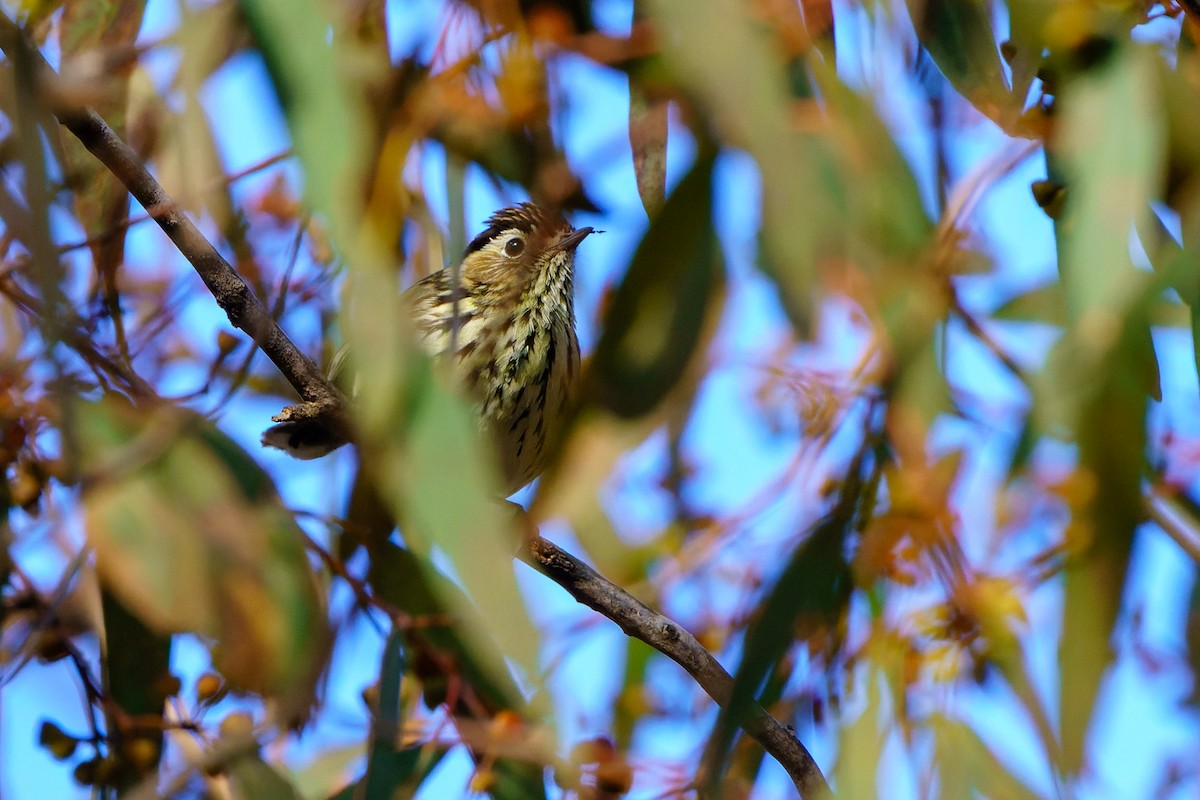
[906,0,1020,128]
[76,398,327,719]
[238,0,370,233]
[1048,44,1164,775]
[701,507,854,791]
[587,151,722,417]
[58,0,146,283]
[646,0,842,332]
[930,714,1041,799]
[228,754,304,800]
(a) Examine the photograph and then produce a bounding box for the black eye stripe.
[465,227,530,257]
[465,226,500,255]
[463,203,558,256]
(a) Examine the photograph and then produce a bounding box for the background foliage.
[1,0,1200,797]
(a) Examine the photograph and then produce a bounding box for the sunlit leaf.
[156,1,248,229]
[239,0,545,751]
[833,657,895,799]
[369,543,548,800]
[811,64,938,327]
[1057,51,1163,328]
[930,714,1041,799]
[287,744,366,800]
[992,282,1065,326]
[76,398,328,719]
[369,543,525,714]
[1005,0,1057,102]
[527,413,659,573]
[614,639,653,749]
[237,4,534,695]
[385,372,545,688]
[238,0,372,238]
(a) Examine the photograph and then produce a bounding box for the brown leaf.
[75,398,328,720]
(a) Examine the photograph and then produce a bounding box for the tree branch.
[521,536,831,797]
[0,13,830,797]
[0,13,343,422]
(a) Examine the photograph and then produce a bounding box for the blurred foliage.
[1,0,1200,798]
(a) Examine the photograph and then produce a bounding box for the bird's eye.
[503,237,526,258]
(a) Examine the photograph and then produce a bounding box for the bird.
[262,203,594,495]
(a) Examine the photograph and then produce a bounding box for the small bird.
[263,203,594,495]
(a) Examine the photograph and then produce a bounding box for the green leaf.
[930,714,1041,799]
[613,638,653,749]
[100,589,172,788]
[58,0,146,282]
[647,0,935,338]
[358,626,439,800]
[288,744,366,800]
[329,748,432,800]
[906,0,1020,127]
[1047,44,1164,776]
[1057,48,1163,327]
[701,509,853,791]
[810,65,937,327]
[367,544,546,800]
[237,0,370,234]
[1005,0,1056,102]
[835,638,907,800]
[587,150,723,417]
[369,543,521,707]
[155,0,243,231]
[391,373,545,685]
[319,627,442,799]
[992,282,1066,326]
[832,661,893,799]
[645,0,840,332]
[228,754,304,800]
[76,397,327,719]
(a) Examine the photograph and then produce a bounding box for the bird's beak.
[556,226,595,252]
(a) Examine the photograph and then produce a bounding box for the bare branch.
[521,535,831,798]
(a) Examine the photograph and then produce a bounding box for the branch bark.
[522,535,830,798]
[0,13,831,797]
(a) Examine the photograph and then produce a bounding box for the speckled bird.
[263,204,594,494]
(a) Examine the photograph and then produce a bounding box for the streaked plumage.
[263,203,593,495]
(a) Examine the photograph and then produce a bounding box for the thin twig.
[1145,486,1200,563]
[0,14,343,423]
[0,262,153,396]
[55,151,293,255]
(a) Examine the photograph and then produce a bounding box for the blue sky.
[3,1,1199,798]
